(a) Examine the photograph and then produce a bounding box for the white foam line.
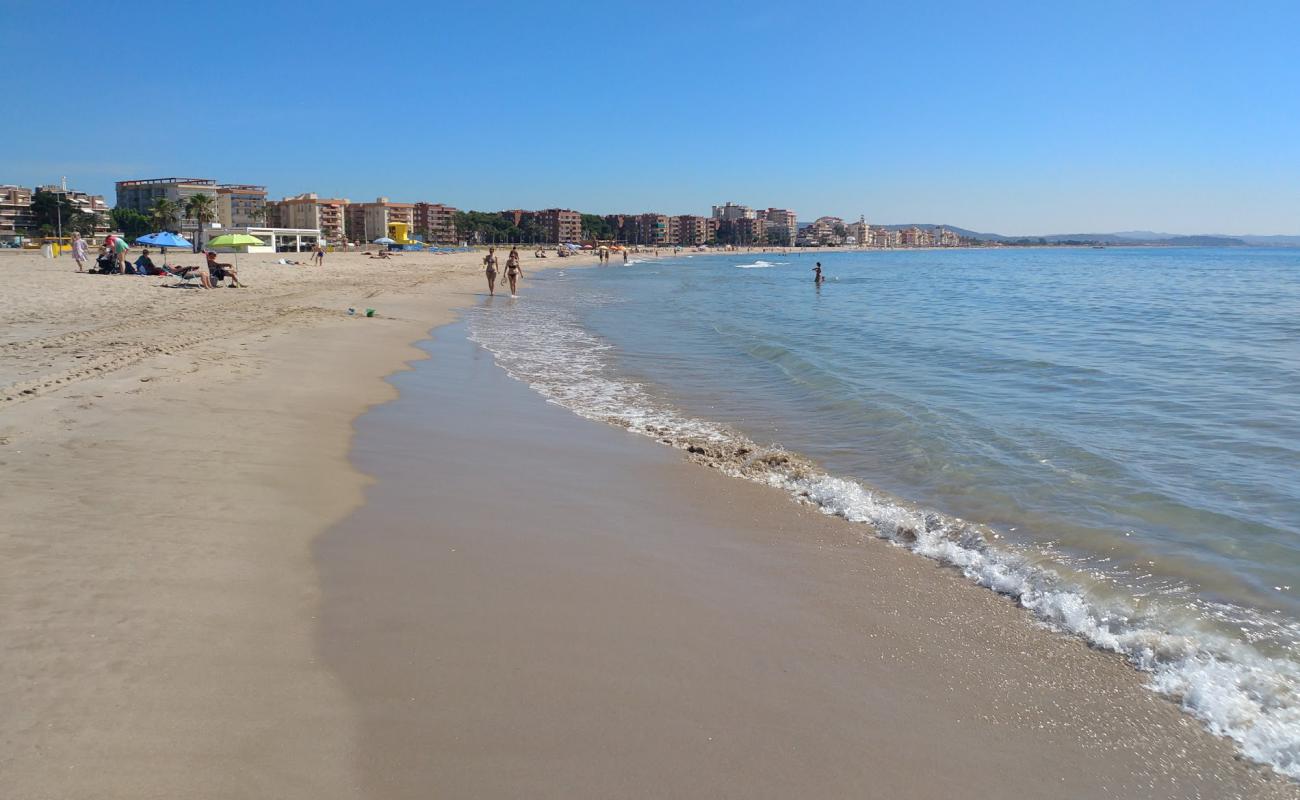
[466,302,1300,781]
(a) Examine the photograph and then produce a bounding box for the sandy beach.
[2,247,1296,799]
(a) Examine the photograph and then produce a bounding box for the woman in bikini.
[506,248,522,297]
[483,247,499,295]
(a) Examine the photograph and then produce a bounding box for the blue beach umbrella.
[136,231,194,249]
[373,237,396,245]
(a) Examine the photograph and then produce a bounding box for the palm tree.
[184,193,217,252]
[150,198,181,233]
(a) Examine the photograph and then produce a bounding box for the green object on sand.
[205,233,265,248]
[365,308,375,317]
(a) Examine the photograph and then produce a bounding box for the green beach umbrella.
[206,233,264,248]
[205,233,265,273]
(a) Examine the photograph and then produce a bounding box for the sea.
[465,246,1300,779]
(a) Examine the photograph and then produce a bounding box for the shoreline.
[0,247,601,798]
[319,316,1296,798]
[2,248,1296,797]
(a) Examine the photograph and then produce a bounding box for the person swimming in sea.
[812,262,826,284]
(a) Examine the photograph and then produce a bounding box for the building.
[674,215,714,246]
[0,185,36,235]
[845,216,869,247]
[412,202,459,243]
[215,184,268,230]
[619,213,673,246]
[206,226,325,253]
[759,208,798,246]
[720,216,765,246]
[345,197,415,242]
[712,202,756,222]
[115,177,219,217]
[1,183,109,236]
[271,193,350,242]
[530,208,582,243]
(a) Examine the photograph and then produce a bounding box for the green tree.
[68,212,99,236]
[30,190,76,235]
[184,193,217,251]
[149,198,181,232]
[110,207,152,239]
[580,213,612,241]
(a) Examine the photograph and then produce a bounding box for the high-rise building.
[412,202,459,243]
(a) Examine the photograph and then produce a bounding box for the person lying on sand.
[368,251,392,259]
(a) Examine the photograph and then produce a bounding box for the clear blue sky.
[4,0,1298,235]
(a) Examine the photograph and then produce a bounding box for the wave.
[466,299,1300,782]
[735,260,777,269]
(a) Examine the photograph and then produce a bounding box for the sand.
[1,247,1296,798]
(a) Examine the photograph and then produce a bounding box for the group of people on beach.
[69,232,244,288]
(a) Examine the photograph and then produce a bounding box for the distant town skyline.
[3,1,1298,236]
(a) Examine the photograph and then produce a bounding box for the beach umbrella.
[205,232,265,271]
[373,236,396,245]
[136,231,193,249]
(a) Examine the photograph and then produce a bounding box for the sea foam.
[466,298,1300,781]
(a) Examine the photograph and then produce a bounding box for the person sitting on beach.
[134,249,158,276]
[205,251,245,287]
[93,245,116,274]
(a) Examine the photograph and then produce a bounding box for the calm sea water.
[466,247,1300,777]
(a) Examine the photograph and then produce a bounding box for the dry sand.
[1,247,1296,798]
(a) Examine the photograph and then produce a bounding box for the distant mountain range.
[876,224,1300,247]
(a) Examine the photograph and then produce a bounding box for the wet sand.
[317,320,1297,799]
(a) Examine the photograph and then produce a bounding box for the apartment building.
[271,193,350,242]
[712,202,756,222]
[412,201,459,243]
[215,184,268,229]
[2,184,109,236]
[346,197,415,242]
[115,177,219,216]
[1,185,36,234]
[674,215,716,246]
[760,208,798,246]
[721,216,765,246]
[530,208,582,243]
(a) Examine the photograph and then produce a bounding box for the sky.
[3,0,1298,235]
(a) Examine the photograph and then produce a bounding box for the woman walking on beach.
[483,247,499,296]
[506,248,522,297]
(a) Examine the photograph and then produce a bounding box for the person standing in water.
[506,247,522,296]
[483,247,499,295]
[812,262,826,284]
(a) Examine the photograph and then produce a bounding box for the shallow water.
[467,246,1300,778]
